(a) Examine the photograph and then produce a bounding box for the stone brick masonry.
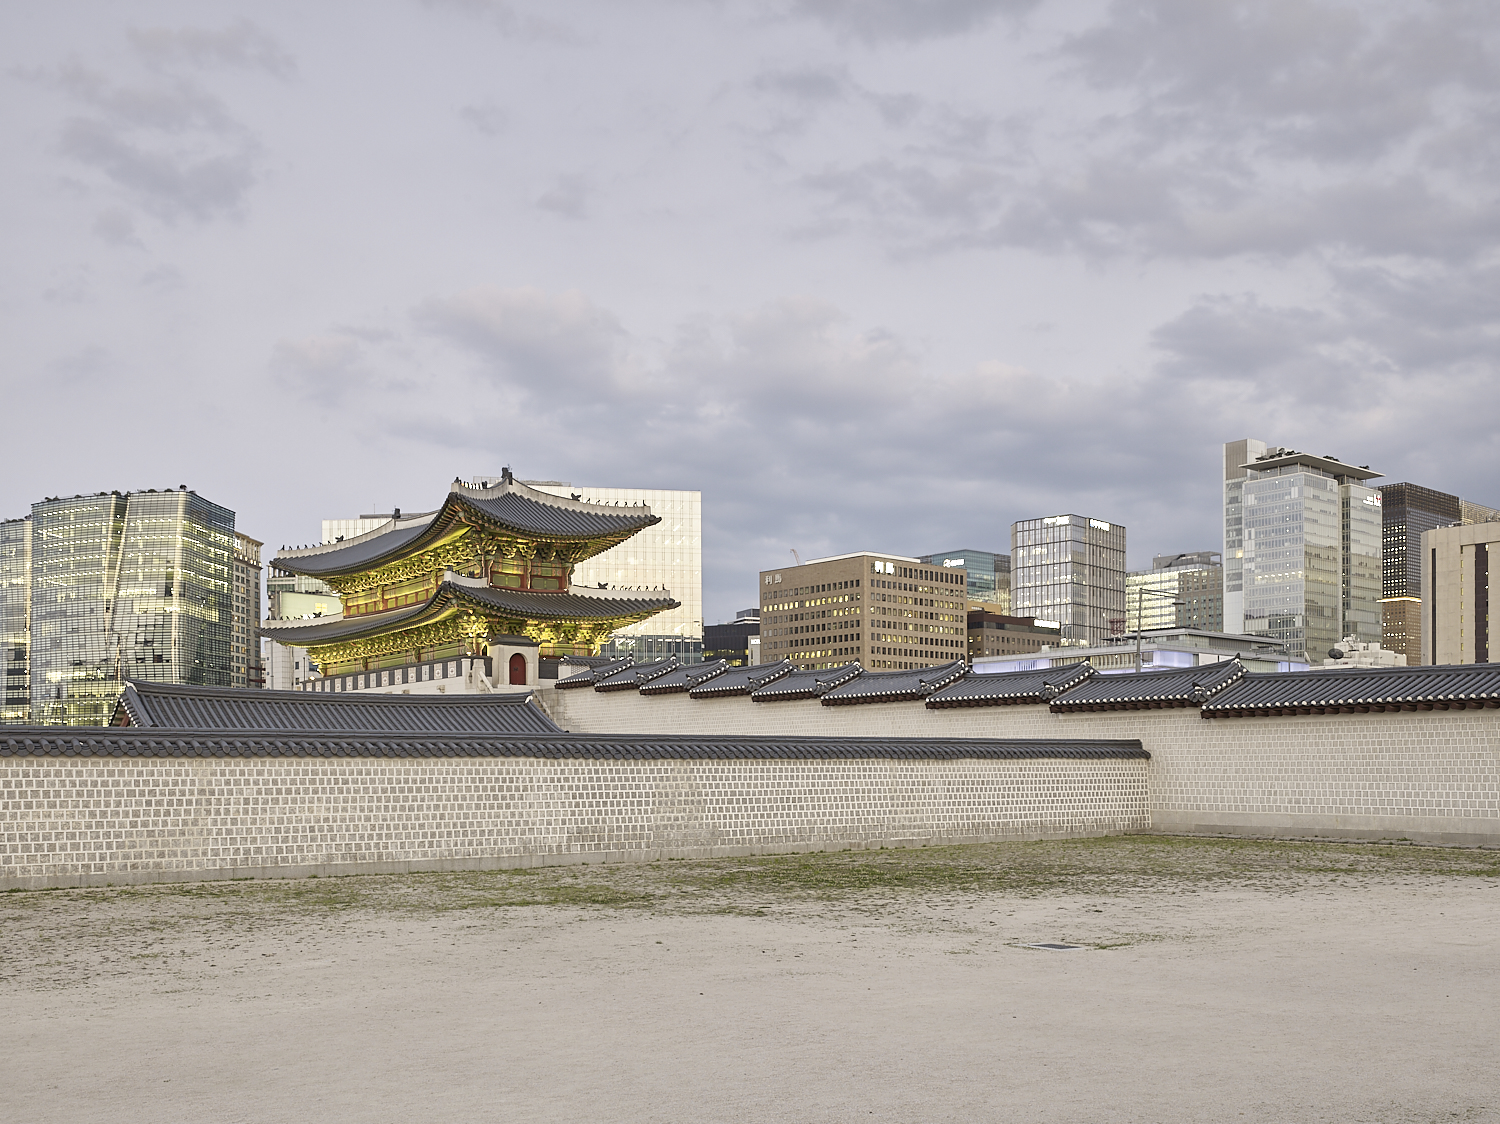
[0,755,1148,888]
[543,691,1500,846]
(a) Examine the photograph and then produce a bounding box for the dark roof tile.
[687,660,794,697]
[114,681,560,734]
[1202,661,1500,717]
[1049,660,1245,712]
[926,662,1094,708]
[821,660,966,705]
[639,660,731,695]
[593,658,680,692]
[751,662,862,701]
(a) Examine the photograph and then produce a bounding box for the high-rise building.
[1222,438,1268,634]
[1380,484,1459,665]
[11,488,238,726]
[231,533,263,688]
[0,517,30,723]
[1126,552,1223,633]
[1010,515,1126,646]
[323,512,403,545]
[1228,444,1382,663]
[919,548,1010,612]
[1422,521,1499,665]
[760,552,967,670]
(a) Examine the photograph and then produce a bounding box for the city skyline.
[4,3,1498,633]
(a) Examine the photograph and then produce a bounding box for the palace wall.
[0,754,1146,889]
[542,690,1500,847]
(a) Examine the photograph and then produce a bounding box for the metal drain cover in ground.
[1025,943,1082,950]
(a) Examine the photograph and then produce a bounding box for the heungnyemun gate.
[263,472,678,690]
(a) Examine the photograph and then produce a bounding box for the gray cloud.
[460,101,509,135]
[778,0,1500,264]
[42,50,271,223]
[786,0,1042,43]
[128,20,296,78]
[91,208,141,247]
[535,174,592,219]
[419,0,582,43]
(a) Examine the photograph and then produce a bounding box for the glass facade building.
[9,489,239,726]
[1010,515,1126,646]
[1126,552,1224,633]
[1237,449,1382,663]
[918,548,1010,611]
[1,518,31,723]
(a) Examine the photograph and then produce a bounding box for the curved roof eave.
[272,479,662,578]
[263,581,679,647]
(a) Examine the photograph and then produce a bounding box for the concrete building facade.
[231,533,262,689]
[1126,552,1224,634]
[967,611,1060,660]
[760,552,967,671]
[1423,521,1500,665]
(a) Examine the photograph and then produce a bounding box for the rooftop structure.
[264,472,678,687]
[972,628,1303,675]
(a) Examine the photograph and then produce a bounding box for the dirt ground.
[3,836,1498,1124]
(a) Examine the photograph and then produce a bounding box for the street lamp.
[1133,586,1185,673]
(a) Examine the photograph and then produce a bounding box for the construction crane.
[790,549,802,566]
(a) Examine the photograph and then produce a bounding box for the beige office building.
[231,533,263,689]
[759,553,968,671]
[1422,521,1498,665]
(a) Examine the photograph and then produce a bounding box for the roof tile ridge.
[276,511,436,559]
[456,477,660,521]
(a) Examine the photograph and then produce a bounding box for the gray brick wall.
[544,690,1500,845]
[0,755,1148,888]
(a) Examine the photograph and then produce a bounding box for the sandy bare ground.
[3,836,1498,1124]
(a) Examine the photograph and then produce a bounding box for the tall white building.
[512,479,701,643]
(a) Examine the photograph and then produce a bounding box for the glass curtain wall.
[1010,516,1126,645]
[29,494,129,725]
[115,491,235,688]
[1341,483,1383,646]
[0,518,31,723]
[1242,467,1341,661]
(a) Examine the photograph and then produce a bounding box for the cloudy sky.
[4,0,1497,624]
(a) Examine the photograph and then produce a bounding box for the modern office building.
[919,548,1010,611]
[1225,443,1382,663]
[1422,521,1500,665]
[1379,484,1499,664]
[1222,438,1268,635]
[703,609,760,666]
[0,518,30,723]
[1126,552,1223,634]
[231,533,263,688]
[760,552,967,671]
[1009,515,1126,646]
[7,488,239,726]
[966,610,1059,660]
